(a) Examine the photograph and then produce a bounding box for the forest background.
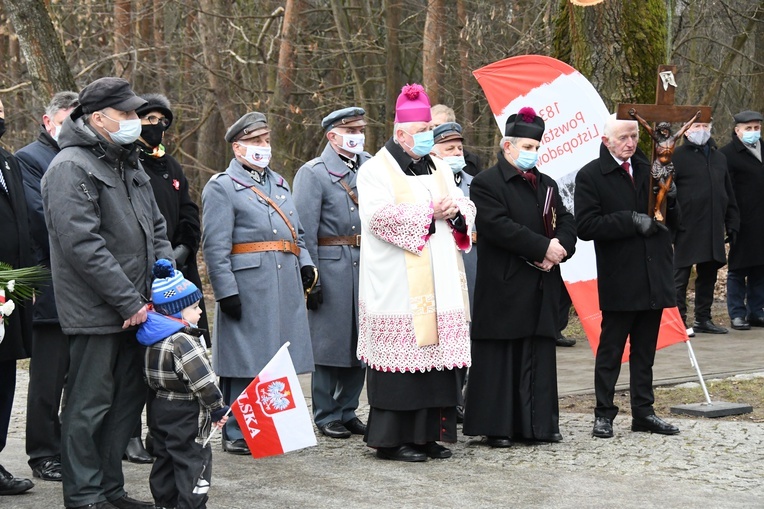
[0,0,762,200]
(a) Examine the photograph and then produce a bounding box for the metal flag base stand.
[670,340,753,418]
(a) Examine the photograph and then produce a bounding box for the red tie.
[621,161,634,184]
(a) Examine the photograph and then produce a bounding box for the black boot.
[123,437,154,464]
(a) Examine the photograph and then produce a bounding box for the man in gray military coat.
[202,112,317,455]
[293,107,371,439]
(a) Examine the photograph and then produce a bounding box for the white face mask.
[101,113,142,145]
[336,132,365,154]
[686,129,711,146]
[243,144,272,168]
[51,123,62,142]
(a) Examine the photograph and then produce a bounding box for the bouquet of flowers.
[0,262,50,344]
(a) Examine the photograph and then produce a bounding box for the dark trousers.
[61,332,146,508]
[594,309,662,421]
[311,365,365,427]
[558,282,572,335]
[674,262,720,325]
[220,377,249,441]
[727,265,764,320]
[0,359,15,454]
[26,323,69,468]
[149,397,211,509]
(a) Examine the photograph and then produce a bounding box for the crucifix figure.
[629,108,700,221]
[616,65,712,222]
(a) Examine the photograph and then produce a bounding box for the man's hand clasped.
[433,196,459,221]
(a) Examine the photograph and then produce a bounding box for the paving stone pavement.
[3,327,764,508]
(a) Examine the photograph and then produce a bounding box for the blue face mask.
[443,155,466,174]
[511,144,539,170]
[742,131,761,145]
[404,129,435,157]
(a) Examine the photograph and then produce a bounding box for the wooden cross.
[616,64,712,221]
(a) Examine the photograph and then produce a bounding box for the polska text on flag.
[230,342,317,459]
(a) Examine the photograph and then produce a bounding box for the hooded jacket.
[41,112,173,335]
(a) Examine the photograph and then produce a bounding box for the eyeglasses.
[143,115,170,128]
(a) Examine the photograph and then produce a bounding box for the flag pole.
[201,342,293,448]
[203,405,234,449]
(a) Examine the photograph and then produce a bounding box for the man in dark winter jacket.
[0,98,36,497]
[42,77,172,509]
[672,122,739,336]
[720,110,764,330]
[16,90,79,483]
[575,114,681,440]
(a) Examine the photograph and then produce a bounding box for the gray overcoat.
[201,159,314,377]
[292,144,371,367]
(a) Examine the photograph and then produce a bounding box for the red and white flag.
[230,342,316,459]
[474,55,688,361]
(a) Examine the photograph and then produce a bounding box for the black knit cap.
[504,107,545,141]
[136,93,174,128]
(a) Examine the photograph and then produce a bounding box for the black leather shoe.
[486,436,512,448]
[747,315,764,327]
[415,441,452,459]
[632,414,679,435]
[342,417,367,436]
[319,420,351,439]
[731,317,751,330]
[67,502,118,509]
[0,464,34,495]
[556,334,576,347]
[375,444,427,462]
[222,439,250,455]
[693,320,728,334]
[32,457,62,482]
[592,417,613,438]
[109,493,155,509]
[123,437,153,464]
[535,433,563,443]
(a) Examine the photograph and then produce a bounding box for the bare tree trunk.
[198,0,237,128]
[270,0,302,179]
[423,0,445,105]
[1,0,76,100]
[755,3,764,114]
[457,0,472,127]
[385,1,402,135]
[114,0,132,79]
[552,0,667,111]
[328,0,367,106]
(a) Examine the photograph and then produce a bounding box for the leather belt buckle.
[279,240,291,253]
[355,234,362,247]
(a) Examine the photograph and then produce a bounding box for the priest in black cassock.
[463,107,576,447]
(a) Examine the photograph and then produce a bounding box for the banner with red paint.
[473,55,687,361]
[230,342,316,459]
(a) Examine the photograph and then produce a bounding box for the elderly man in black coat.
[463,107,576,448]
[720,110,764,330]
[575,114,681,439]
[672,122,739,336]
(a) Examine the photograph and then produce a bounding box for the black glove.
[632,211,668,237]
[725,230,738,247]
[666,182,677,205]
[172,244,191,268]
[306,287,323,311]
[300,265,318,291]
[218,295,242,320]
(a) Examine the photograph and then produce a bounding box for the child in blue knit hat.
[138,259,229,509]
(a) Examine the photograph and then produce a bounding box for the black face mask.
[141,124,165,148]
[0,118,6,139]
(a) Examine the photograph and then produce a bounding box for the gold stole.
[381,154,465,346]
